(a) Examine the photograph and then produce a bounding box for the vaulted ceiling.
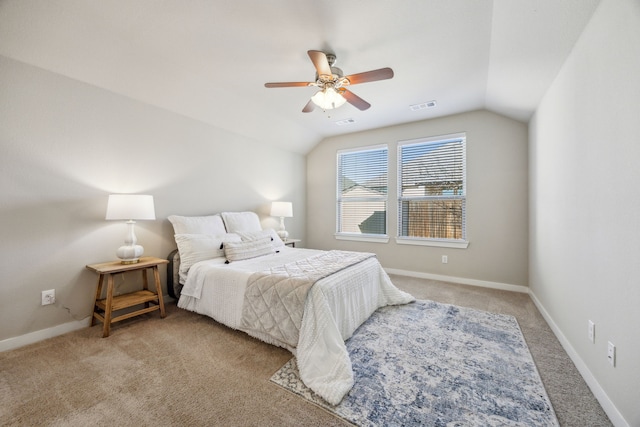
[0,0,600,154]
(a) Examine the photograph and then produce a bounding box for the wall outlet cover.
[41,289,56,305]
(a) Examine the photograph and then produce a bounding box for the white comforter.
[178,247,414,404]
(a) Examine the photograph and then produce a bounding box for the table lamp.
[106,194,156,264]
[270,201,293,240]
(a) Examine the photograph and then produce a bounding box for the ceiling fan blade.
[345,67,394,85]
[265,82,312,88]
[307,50,332,76]
[302,99,315,113]
[341,89,371,111]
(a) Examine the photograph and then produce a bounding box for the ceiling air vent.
[409,100,437,111]
[335,118,356,126]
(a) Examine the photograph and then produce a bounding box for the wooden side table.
[283,238,301,247]
[86,256,169,337]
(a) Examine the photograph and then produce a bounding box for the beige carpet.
[0,276,611,426]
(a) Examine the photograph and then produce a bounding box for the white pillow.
[224,236,275,262]
[174,233,241,281]
[168,214,226,235]
[237,229,285,248]
[221,212,262,233]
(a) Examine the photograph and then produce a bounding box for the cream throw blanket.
[240,251,375,349]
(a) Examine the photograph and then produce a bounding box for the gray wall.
[0,56,306,343]
[307,110,529,288]
[529,0,640,425]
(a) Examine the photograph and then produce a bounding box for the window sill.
[335,233,390,244]
[395,237,469,249]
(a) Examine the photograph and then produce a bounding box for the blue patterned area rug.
[270,300,558,426]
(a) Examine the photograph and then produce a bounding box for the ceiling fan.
[264,50,394,113]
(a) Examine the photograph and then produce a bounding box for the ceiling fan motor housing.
[316,69,344,83]
[314,52,344,85]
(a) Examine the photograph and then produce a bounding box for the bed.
[167,212,414,404]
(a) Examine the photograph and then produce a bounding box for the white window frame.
[396,133,469,249]
[335,144,389,243]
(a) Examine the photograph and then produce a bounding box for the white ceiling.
[0,0,600,154]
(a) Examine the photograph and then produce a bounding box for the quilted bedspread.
[178,248,414,405]
[239,250,413,405]
[240,250,375,350]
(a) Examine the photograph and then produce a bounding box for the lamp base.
[277,216,289,241]
[116,244,144,264]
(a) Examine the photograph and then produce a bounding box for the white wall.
[0,56,306,343]
[529,0,640,425]
[307,110,529,288]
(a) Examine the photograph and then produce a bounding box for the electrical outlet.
[588,320,595,343]
[442,255,448,264]
[41,289,55,305]
[607,341,616,367]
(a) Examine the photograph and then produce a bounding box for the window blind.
[398,134,466,241]
[337,145,388,235]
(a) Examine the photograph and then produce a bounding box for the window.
[397,133,467,248]
[336,145,388,242]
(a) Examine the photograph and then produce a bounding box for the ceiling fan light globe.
[311,87,347,110]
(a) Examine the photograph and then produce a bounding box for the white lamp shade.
[270,201,293,218]
[106,195,156,220]
[311,87,347,110]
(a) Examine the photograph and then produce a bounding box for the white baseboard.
[385,268,529,294]
[0,317,91,352]
[528,291,629,427]
[1,293,173,353]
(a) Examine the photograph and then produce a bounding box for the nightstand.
[86,256,169,337]
[283,238,301,247]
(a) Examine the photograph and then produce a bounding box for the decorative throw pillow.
[236,229,285,248]
[220,211,262,233]
[174,233,241,281]
[224,236,275,262]
[168,214,227,235]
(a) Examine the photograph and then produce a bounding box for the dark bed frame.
[166,249,182,300]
